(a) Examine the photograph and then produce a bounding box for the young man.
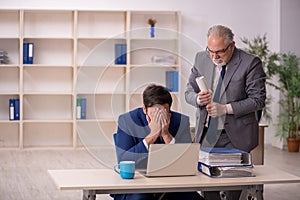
[113,84,204,200]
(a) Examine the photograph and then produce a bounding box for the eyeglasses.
[206,43,231,56]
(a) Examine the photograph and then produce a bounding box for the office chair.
[113,133,120,163]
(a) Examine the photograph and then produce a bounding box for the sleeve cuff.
[170,137,175,144]
[226,104,233,114]
[143,139,149,150]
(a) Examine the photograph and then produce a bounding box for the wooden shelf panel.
[23,122,73,147]
[76,120,117,146]
[0,94,19,120]
[130,39,178,65]
[23,10,73,38]
[130,11,179,39]
[23,95,72,120]
[77,38,126,67]
[77,11,126,38]
[23,38,73,66]
[0,123,19,147]
[76,67,125,94]
[0,39,20,65]
[0,67,19,93]
[23,66,73,93]
[76,93,125,120]
[0,10,19,38]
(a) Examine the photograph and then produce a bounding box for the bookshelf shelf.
[0,9,181,149]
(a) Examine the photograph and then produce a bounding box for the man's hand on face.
[206,102,227,117]
[160,107,171,136]
[147,107,162,137]
[146,105,172,145]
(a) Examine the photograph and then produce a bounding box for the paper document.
[196,76,209,91]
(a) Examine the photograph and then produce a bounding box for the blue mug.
[114,161,135,179]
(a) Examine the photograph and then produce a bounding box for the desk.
[48,165,300,200]
[251,124,268,165]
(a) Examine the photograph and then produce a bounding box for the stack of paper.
[0,50,9,64]
[198,148,254,177]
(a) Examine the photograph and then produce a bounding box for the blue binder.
[14,99,20,120]
[80,98,86,119]
[166,71,178,92]
[115,44,127,65]
[23,43,34,64]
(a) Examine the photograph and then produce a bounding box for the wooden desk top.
[48,165,300,193]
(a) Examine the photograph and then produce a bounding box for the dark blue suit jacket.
[112,108,204,200]
[115,107,192,169]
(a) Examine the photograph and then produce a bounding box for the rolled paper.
[196,76,209,92]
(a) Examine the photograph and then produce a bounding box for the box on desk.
[198,148,254,177]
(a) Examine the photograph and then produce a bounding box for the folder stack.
[198,147,254,177]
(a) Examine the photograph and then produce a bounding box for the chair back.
[113,133,120,163]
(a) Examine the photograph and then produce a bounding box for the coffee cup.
[113,161,135,179]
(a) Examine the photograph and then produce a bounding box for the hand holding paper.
[196,76,211,105]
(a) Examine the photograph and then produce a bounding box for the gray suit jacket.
[185,48,266,152]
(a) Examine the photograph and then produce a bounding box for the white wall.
[4,0,300,146]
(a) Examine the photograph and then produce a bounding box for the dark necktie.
[213,65,226,102]
[201,65,226,145]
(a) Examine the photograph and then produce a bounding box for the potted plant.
[273,53,300,152]
[148,18,157,38]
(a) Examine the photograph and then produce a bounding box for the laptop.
[139,143,200,177]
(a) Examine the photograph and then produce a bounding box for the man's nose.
[211,53,220,59]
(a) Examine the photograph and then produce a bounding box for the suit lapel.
[221,48,241,97]
[203,53,215,90]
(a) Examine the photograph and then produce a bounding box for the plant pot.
[286,138,299,152]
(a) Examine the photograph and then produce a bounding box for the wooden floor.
[0,145,299,200]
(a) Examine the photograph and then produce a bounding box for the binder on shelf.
[114,44,127,65]
[76,98,87,120]
[14,99,20,120]
[166,70,178,92]
[76,98,82,120]
[23,42,34,64]
[9,99,15,120]
[9,99,20,121]
[80,98,86,119]
[198,161,254,178]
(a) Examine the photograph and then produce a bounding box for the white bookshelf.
[0,9,181,149]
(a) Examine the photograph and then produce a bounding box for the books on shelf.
[76,98,86,120]
[0,50,9,64]
[198,148,254,177]
[23,42,34,64]
[115,44,127,65]
[9,99,20,121]
[166,70,178,92]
